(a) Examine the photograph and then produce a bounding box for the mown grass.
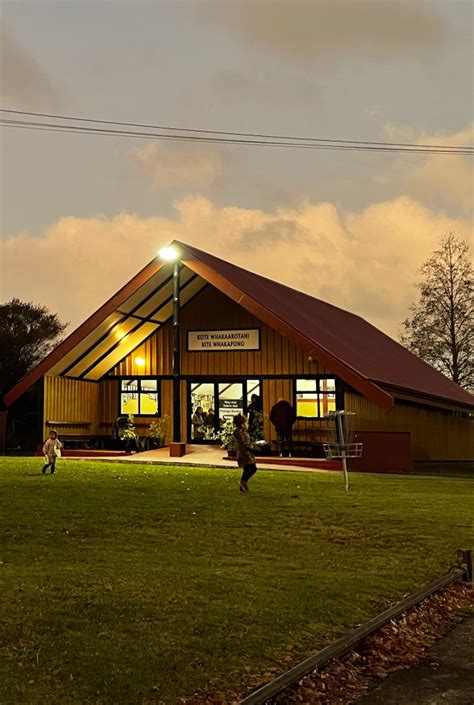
[0,458,472,704]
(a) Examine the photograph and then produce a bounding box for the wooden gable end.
[107,285,332,378]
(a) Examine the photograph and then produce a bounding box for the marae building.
[3,241,473,471]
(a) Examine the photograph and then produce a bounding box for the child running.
[233,414,258,493]
[42,430,62,474]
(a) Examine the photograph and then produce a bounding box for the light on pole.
[158,245,186,456]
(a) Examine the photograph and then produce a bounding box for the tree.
[0,299,67,401]
[400,232,473,391]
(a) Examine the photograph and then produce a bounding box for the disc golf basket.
[323,411,362,491]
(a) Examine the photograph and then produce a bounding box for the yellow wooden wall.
[346,392,474,461]
[43,376,99,439]
[110,286,329,378]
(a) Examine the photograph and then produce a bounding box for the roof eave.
[3,257,165,407]
[378,383,474,413]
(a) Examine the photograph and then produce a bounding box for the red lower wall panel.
[348,431,412,474]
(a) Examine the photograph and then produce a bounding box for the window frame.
[293,376,339,420]
[119,377,161,417]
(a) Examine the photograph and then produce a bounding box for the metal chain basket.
[323,441,363,459]
[323,411,363,490]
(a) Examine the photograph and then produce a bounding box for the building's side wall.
[43,376,99,440]
[346,392,474,462]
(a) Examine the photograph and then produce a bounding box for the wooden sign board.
[187,329,260,352]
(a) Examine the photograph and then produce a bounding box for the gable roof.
[4,240,473,412]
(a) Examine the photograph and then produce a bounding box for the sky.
[1,0,473,340]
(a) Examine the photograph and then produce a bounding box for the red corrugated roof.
[178,241,474,410]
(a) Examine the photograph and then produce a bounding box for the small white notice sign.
[188,329,260,351]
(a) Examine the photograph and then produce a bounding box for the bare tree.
[401,232,473,391]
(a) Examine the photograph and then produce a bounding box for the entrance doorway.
[188,379,262,443]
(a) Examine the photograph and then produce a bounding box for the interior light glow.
[135,357,145,367]
[158,246,179,261]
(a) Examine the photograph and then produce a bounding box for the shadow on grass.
[26,472,56,477]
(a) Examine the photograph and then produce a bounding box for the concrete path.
[63,444,333,474]
[358,616,474,705]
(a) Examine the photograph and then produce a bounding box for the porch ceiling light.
[158,246,179,262]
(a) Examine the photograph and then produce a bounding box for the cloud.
[1,196,471,340]
[0,24,63,111]
[380,124,474,215]
[201,0,447,61]
[130,142,225,190]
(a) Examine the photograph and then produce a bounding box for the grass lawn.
[0,458,472,705]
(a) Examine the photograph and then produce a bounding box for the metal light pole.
[172,259,181,443]
[158,245,186,456]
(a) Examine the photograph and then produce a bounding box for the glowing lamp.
[135,357,145,367]
[158,246,179,261]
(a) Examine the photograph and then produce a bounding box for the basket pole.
[336,413,349,491]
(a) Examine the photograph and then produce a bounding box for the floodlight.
[158,246,179,261]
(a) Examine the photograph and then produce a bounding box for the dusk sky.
[1,0,473,338]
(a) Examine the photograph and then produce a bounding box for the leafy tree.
[0,299,67,401]
[401,232,473,391]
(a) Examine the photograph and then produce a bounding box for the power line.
[1,112,472,156]
[2,108,471,151]
[4,118,472,155]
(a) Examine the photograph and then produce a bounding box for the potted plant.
[146,415,170,449]
[119,414,137,454]
[249,410,269,454]
[219,418,237,458]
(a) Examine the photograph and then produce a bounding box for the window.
[246,379,262,410]
[120,379,159,416]
[295,378,337,418]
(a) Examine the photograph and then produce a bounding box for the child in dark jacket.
[233,414,258,493]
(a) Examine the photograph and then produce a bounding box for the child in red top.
[42,431,62,474]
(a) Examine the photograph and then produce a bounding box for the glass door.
[189,382,217,441]
[187,380,262,443]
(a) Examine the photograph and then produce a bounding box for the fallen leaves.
[268,583,473,705]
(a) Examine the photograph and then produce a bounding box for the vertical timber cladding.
[346,392,474,462]
[43,375,99,439]
[109,286,334,443]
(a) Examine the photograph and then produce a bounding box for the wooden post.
[169,442,186,457]
[457,549,472,582]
